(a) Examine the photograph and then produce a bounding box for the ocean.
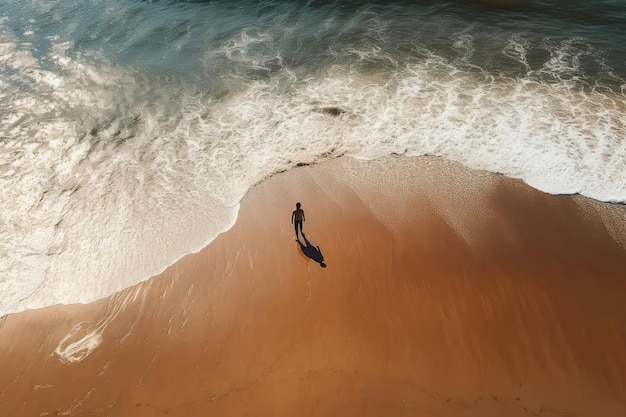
[1,0,625,317]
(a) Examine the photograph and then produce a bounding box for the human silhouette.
[297,233,326,268]
[291,202,305,240]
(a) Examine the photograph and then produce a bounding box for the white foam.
[55,321,103,364]
[53,290,141,363]
[1,23,625,317]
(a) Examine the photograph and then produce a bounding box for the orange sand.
[1,156,625,417]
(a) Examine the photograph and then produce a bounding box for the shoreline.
[1,155,626,417]
[3,154,626,320]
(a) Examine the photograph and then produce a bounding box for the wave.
[1,12,625,317]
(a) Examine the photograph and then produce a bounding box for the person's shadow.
[297,234,326,268]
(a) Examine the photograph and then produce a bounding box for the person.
[291,202,305,240]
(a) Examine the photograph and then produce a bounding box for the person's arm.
[291,211,294,224]
[303,211,305,221]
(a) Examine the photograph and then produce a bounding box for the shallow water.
[1,0,625,315]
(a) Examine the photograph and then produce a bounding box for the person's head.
[296,202,301,209]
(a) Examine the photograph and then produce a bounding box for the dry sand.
[1,156,626,417]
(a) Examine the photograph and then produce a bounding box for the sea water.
[1,0,624,316]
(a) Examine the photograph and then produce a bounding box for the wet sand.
[1,156,626,417]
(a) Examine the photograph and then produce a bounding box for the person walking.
[291,202,305,240]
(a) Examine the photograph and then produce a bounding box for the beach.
[1,156,625,417]
[2,1,626,415]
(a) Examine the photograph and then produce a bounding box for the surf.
[1,0,625,317]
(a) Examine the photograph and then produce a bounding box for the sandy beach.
[1,156,625,417]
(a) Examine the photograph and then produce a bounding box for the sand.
[1,156,626,417]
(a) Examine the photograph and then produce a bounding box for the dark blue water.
[2,0,625,86]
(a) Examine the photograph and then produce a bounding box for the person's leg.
[294,220,299,238]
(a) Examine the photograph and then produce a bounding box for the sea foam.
[1,22,625,317]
